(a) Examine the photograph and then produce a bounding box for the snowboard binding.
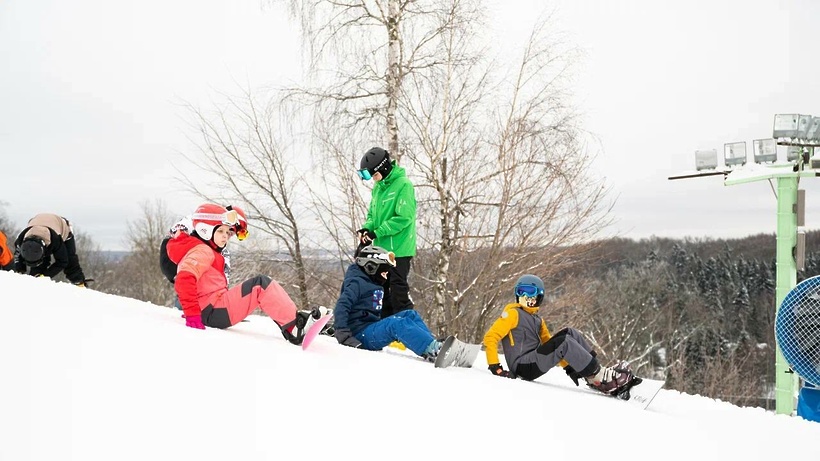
[612,376,644,400]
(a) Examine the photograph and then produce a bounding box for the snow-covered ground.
[2,270,819,461]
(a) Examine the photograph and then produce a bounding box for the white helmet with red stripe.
[191,203,240,241]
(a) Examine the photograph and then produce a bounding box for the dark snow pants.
[513,327,599,381]
[381,256,414,318]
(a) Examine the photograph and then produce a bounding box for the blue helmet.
[514,274,545,306]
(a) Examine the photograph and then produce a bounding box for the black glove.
[357,228,377,244]
[335,328,362,348]
[488,363,514,378]
[565,365,583,386]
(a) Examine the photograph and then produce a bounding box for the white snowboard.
[619,377,665,410]
[434,336,481,369]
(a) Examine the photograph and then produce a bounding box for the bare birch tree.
[179,91,314,309]
[275,0,482,163]
[264,1,613,341]
[397,14,612,340]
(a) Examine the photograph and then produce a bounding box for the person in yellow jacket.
[482,274,635,395]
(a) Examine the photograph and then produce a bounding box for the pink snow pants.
[204,275,297,329]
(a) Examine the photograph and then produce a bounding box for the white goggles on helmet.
[374,251,397,266]
[192,210,240,226]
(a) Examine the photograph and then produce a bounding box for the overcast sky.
[2,0,818,250]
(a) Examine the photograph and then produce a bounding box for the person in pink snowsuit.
[165,203,319,344]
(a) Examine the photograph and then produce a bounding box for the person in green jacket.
[356,147,417,318]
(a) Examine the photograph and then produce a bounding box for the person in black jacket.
[14,213,88,286]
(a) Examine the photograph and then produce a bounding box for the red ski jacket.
[165,233,227,318]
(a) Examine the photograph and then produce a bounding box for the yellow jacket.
[483,302,568,371]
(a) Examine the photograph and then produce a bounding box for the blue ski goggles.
[515,284,544,298]
[358,157,389,181]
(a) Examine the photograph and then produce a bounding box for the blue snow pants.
[355,309,435,356]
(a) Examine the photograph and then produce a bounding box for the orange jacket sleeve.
[0,232,12,267]
[483,304,519,366]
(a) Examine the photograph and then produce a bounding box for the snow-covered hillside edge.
[1,271,819,461]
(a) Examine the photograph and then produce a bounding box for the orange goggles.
[234,223,249,241]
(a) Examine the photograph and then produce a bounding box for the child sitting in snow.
[333,244,441,361]
[483,274,636,395]
[165,203,324,344]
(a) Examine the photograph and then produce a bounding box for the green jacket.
[363,163,416,257]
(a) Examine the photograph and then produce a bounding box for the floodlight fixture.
[724,141,747,167]
[787,146,802,162]
[695,149,718,171]
[807,117,820,143]
[773,114,813,143]
[752,138,777,164]
[811,148,820,170]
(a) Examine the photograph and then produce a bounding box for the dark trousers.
[63,235,86,284]
[381,256,413,318]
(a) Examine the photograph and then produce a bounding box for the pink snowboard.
[302,314,333,351]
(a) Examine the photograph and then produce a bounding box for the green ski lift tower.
[669,114,820,416]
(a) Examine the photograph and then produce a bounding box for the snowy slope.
[1,270,819,461]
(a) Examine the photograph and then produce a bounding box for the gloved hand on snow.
[335,328,362,348]
[564,365,583,386]
[488,363,514,378]
[185,315,205,330]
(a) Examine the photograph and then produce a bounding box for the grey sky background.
[2,0,818,250]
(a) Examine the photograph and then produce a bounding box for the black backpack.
[159,236,177,284]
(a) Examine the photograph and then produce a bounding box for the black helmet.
[514,274,545,307]
[358,147,393,180]
[20,237,46,267]
[355,244,396,276]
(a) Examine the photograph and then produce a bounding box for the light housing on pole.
[787,146,802,162]
[807,117,820,143]
[753,138,777,164]
[773,114,812,139]
[695,149,718,171]
[724,142,747,167]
